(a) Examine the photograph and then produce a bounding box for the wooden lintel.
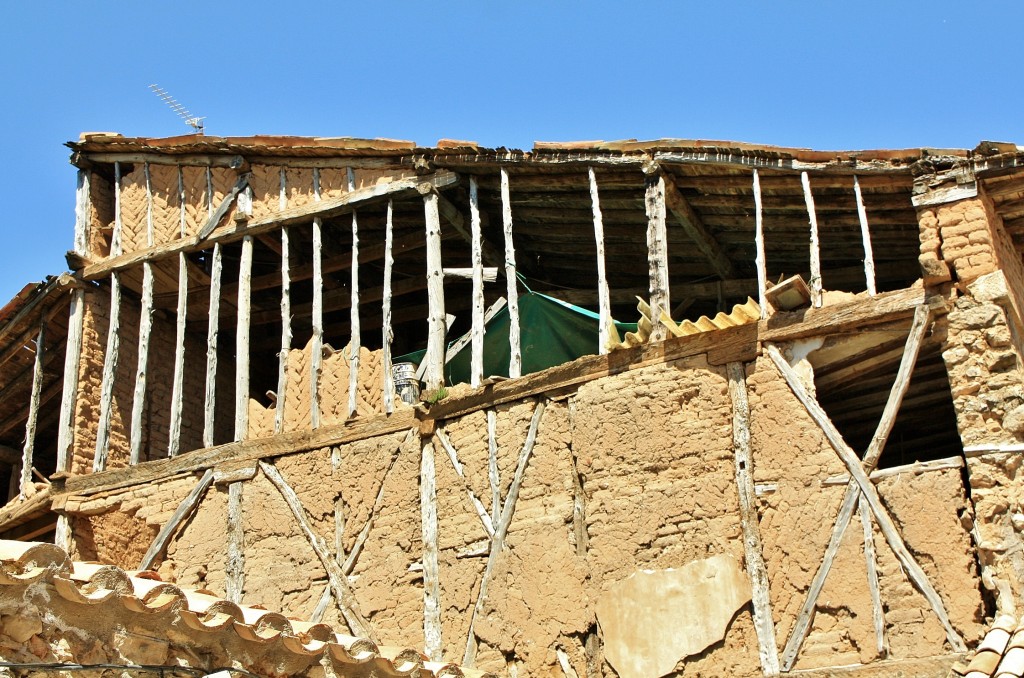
[80,171,460,281]
[662,176,738,280]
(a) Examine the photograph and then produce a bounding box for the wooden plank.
[860,501,887,658]
[382,200,395,414]
[421,435,443,661]
[258,460,376,641]
[766,325,965,668]
[727,361,780,676]
[203,243,222,448]
[423,191,446,390]
[139,469,215,570]
[463,399,546,666]
[501,169,522,378]
[234,236,253,442]
[822,455,964,486]
[311,217,324,429]
[275,227,291,434]
[802,172,823,308]
[130,263,154,465]
[347,167,361,420]
[753,169,767,318]
[662,174,738,280]
[81,171,460,281]
[854,175,878,296]
[589,168,612,354]
[168,253,188,457]
[470,176,486,387]
[56,288,85,472]
[225,480,245,603]
[644,173,670,340]
[19,321,46,498]
[93,274,121,473]
[197,174,249,241]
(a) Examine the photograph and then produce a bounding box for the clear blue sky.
[1,2,1021,302]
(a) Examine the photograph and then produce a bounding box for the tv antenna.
[148,84,205,134]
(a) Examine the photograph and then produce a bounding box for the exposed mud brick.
[147,164,182,245]
[118,164,149,254]
[88,170,114,258]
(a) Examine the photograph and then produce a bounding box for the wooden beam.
[73,169,90,258]
[644,173,670,340]
[753,169,767,318]
[463,399,546,666]
[727,362,780,676]
[469,177,486,387]
[854,175,878,296]
[168,253,188,457]
[311,216,324,429]
[501,169,522,378]
[347,167,361,420]
[860,502,887,659]
[197,174,249,241]
[821,455,964,487]
[203,243,222,448]
[421,435,443,661]
[75,152,247,169]
[234,236,253,442]
[382,201,395,414]
[487,409,500,525]
[663,174,738,280]
[590,167,612,354]
[130,263,154,465]
[423,191,446,391]
[139,469,215,570]
[93,274,121,473]
[801,172,823,307]
[56,289,85,472]
[258,460,376,642]
[225,481,244,603]
[275,227,291,434]
[19,321,45,499]
[80,171,460,281]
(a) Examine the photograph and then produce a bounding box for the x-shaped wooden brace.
[766,305,966,672]
[433,399,548,667]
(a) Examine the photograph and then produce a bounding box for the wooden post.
[589,168,612,354]
[382,200,395,414]
[130,263,154,465]
[464,400,546,665]
[854,175,877,296]
[203,243,222,448]
[139,469,215,570]
[275,227,291,433]
[753,169,767,319]
[234,236,253,442]
[423,190,446,391]
[258,460,376,641]
[19,320,45,498]
[226,481,245,603]
[500,168,522,378]
[644,172,670,340]
[421,434,443,661]
[311,215,324,429]
[728,362,780,676]
[470,176,485,387]
[347,167,361,419]
[56,288,85,473]
[487,408,500,525]
[73,169,90,258]
[94,273,121,473]
[860,501,887,658]
[168,252,188,456]
[801,171,822,308]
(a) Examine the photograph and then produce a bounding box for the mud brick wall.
[917,197,999,286]
[69,350,986,676]
[70,284,210,474]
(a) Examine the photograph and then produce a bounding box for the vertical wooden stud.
[203,242,222,448]
[801,171,822,308]
[470,176,485,386]
[382,200,395,414]
[644,172,670,340]
[226,481,245,603]
[854,175,877,296]
[347,167,361,418]
[275,227,291,434]
[56,289,85,472]
[168,252,188,456]
[73,169,90,258]
[94,161,123,473]
[19,320,45,497]
[234,236,253,442]
[589,167,612,354]
[311,217,324,429]
[753,169,768,319]
[423,190,446,391]
[421,434,443,660]
[130,163,156,465]
[500,168,521,378]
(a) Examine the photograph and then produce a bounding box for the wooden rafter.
[663,174,738,280]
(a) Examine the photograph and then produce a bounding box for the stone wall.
[65,349,986,677]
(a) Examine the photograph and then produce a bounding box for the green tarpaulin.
[395,292,638,386]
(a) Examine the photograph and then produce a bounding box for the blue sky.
[1,2,1021,302]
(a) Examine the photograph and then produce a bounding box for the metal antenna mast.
[148,84,205,134]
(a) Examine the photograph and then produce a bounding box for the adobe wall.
[65,350,985,677]
[919,193,1024,615]
[85,163,414,260]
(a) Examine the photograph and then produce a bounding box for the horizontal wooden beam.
[821,455,964,486]
[79,171,460,281]
[74,152,246,169]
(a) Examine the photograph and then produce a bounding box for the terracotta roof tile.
[959,616,1024,678]
[0,539,494,678]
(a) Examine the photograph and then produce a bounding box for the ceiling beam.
[662,175,739,280]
